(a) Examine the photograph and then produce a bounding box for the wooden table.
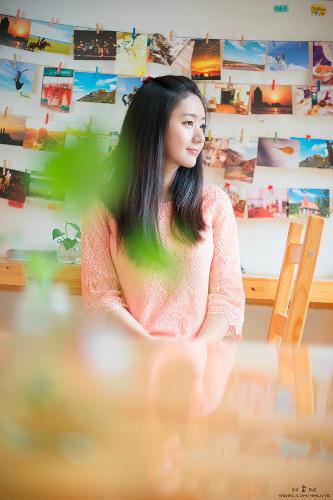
[1,258,333,307]
[0,332,332,499]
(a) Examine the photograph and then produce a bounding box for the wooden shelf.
[0,259,332,308]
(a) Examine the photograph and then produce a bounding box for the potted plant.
[52,222,81,264]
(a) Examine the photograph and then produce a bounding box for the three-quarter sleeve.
[81,202,128,313]
[207,188,245,339]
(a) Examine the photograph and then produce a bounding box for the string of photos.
[0,11,331,218]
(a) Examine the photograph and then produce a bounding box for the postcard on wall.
[73,71,117,104]
[313,42,333,85]
[250,84,292,114]
[147,33,189,65]
[267,41,309,71]
[224,139,257,184]
[64,123,87,149]
[26,169,64,201]
[223,40,266,71]
[223,184,246,218]
[27,20,73,55]
[191,39,221,80]
[73,30,116,60]
[288,188,330,218]
[247,187,288,218]
[170,40,195,77]
[115,32,147,77]
[40,67,74,113]
[0,14,31,49]
[257,138,300,169]
[295,86,317,115]
[202,137,230,169]
[204,82,250,114]
[0,59,36,97]
[0,167,30,203]
[291,137,333,169]
[116,76,142,106]
[0,114,26,146]
[23,118,66,152]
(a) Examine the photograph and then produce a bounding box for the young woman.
[81,75,245,342]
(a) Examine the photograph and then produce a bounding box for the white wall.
[0,0,333,277]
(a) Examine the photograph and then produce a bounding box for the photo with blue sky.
[0,59,35,94]
[291,137,333,168]
[223,40,266,70]
[27,20,73,55]
[73,71,117,104]
[267,41,309,71]
[288,188,330,218]
[116,76,142,106]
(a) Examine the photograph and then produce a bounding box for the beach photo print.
[191,39,221,80]
[250,84,293,114]
[0,14,31,49]
[223,40,266,71]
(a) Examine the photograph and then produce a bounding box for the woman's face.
[163,94,206,171]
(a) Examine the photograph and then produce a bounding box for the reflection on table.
[0,325,332,499]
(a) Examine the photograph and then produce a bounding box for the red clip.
[45,113,49,125]
[271,79,275,90]
[268,185,273,190]
[305,134,311,141]
[224,182,231,189]
[50,17,55,28]
[8,200,24,208]
[56,62,62,74]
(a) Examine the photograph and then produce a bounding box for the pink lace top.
[81,185,245,340]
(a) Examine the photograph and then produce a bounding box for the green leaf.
[67,223,81,239]
[62,238,77,251]
[52,229,64,240]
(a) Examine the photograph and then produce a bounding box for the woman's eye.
[183,121,194,126]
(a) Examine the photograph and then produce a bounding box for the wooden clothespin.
[45,112,49,125]
[96,23,100,35]
[169,30,174,41]
[240,34,244,46]
[15,9,20,23]
[56,62,62,74]
[13,53,17,69]
[205,33,209,44]
[240,128,244,144]
[4,106,8,117]
[50,16,55,28]
[274,131,278,142]
[3,160,8,173]
[228,75,232,88]
[271,79,276,90]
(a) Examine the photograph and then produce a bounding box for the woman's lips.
[186,148,200,156]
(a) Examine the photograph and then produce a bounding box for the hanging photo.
[23,118,66,152]
[247,187,288,218]
[40,67,74,113]
[313,42,333,85]
[26,169,64,201]
[223,184,246,218]
[73,71,117,104]
[295,86,318,115]
[148,33,189,65]
[27,20,73,55]
[202,137,229,169]
[0,14,31,49]
[74,30,116,60]
[0,59,36,97]
[291,137,333,169]
[224,139,257,184]
[267,41,309,71]
[170,40,195,77]
[115,32,147,76]
[191,39,221,80]
[288,188,330,218]
[116,76,142,106]
[0,114,26,146]
[257,138,300,168]
[204,82,250,114]
[250,84,292,114]
[223,40,266,71]
[0,167,30,203]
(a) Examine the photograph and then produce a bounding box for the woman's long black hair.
[102,75,208,265]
